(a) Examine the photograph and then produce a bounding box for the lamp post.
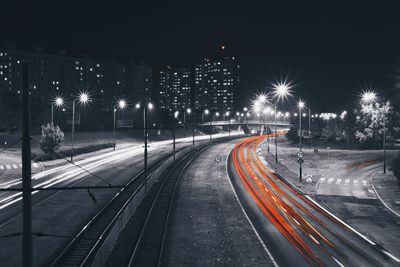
[272,82,292,163]
[225,111,230,136]
[136,102,153,194]
[71,92,89,162]
[113,99,127,151]
[52,96,64,124]
[203,109,209,134]
[243,107,248,125]
[298,100,305,182]
[308,108,311,149]
[183,108,191,138]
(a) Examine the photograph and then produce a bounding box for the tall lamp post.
[183,108,191,138]
[298,100,305,182]
[136,102,153,194]
[52,96,64,124]
[113,99,127,150]
[71,92,89,162]
[202,109,209,133]
[272,82,292,163]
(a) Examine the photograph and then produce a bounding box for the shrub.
[39,123,64,155]
[390,152,400,185]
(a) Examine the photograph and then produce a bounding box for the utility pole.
[173,125,176,161]
[383,104,387,174]
[274,106,278,163]
[22,62,32,267]
[143,106,148,194]
[308,108,311,149]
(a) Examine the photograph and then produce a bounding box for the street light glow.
[186,108,191,114]
[272,81,292,101]
[54,97,64,106]
[148,102,154,110]
[360,90,377,104]
[174,110,179,118]
[204,109,209,115]
[135,103,140,109]
[118,99,127,109]
[215,112,220,116]
[298,100,305,109]
[79,92,89,103]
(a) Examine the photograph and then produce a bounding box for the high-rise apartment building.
[159,66,192,113]
[0,47,152,107]
[194,54,239,112]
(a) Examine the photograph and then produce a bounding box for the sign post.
[297,151,304,182]
[214,155,222,179]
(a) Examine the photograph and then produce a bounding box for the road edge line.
[225,148,279,267]
[369,171,400,219]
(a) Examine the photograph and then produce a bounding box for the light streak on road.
[231,135,399,266]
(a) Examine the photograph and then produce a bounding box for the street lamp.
[272,82,292,163]
[298,100,305,182]
[51,96,64,124]
[183,108,191,137]
[202,109,209,133]
[136,101,154,194]
[71,92,90,162]
[113,99,127,150]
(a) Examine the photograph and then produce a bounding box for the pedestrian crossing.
[0,163,41,170]
[318,177,369,186]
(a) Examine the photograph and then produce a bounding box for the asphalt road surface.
[0,134,226,266]
[228,135,400,266]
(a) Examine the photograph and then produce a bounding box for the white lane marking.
[344,179,350,185]
[6,165,11,169]
[225,149,279,267]
[370,171,400,219]
[332,256,345,267]
[382,250,400,263]
[353,180,358,184]
[327,178,334,184]
[362,180,367,186]
[305,195,376,246]
[309,234,320,244]
[19,164,22,168]
[33,163,38,168]
[319,177,326,183]
[12,164,18,169]
[336,179,342,185]
[0,165,3,170]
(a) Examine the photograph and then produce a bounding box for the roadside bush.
[39,123,64,155]
[33,143,114,161]
[390,152,400,186]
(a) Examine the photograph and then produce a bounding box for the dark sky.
[2,1,400,111]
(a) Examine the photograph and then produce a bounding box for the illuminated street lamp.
[202,109,209,132]
[272,82,292,163]
[183,108,191,137]
[71,92,90,162]
[298,100,305,182]
[51,96,64,124]
[360,90,377,104]
[136,101,154,194]
[113,99,127,150]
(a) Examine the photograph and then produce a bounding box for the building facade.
[0,47,152,107]
[194,55,239,113]
[159,66,192,113]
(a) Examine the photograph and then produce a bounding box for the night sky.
[2,1,400,111]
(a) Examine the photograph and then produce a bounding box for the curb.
[369,171,400,219]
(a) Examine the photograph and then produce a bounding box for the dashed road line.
[335,179,342,185]
[353,180,358,184]
[327,178,334,184]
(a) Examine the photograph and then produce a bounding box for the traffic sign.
[314,149,318,154]
[297,151,304,158]
[297,158,304,164]
[214,155,222,163]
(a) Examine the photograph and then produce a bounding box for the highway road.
[0,133,235,266]
[229,134,400,266]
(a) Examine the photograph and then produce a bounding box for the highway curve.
[229,134,400,267]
